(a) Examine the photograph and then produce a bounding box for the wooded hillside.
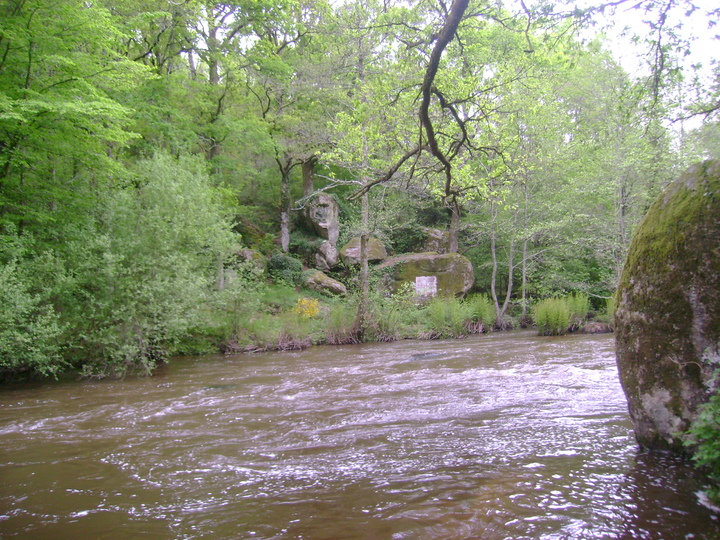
[1,0,718,379]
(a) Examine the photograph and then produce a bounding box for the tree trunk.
[419,0,471,221]
[277,157,293,253]
[448,196,460,253]
[521,178,530,323]
[356,189,370,339]
[205,8,222,161]
[302,157,316,198]
[521,238,528,322]
[489,198,500,319]
[500,237,515,318]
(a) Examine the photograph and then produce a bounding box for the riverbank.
[201,289,614,356]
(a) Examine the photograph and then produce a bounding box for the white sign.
[415,276,437,297]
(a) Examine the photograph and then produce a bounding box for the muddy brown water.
[1,330,719,539]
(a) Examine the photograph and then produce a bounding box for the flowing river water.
[1,330,719,539]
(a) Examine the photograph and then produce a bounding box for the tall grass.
[465,294,496,332]
[566,293,590,330]
[324,298,360,344]
[423,297,473,338]
[532,297,571,336]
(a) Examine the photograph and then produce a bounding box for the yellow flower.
[293,297,320,319]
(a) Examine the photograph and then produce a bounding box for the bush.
[533,297,571,336]
[289,232,322,267]
[566,293,590,329]
[388,224,428,254]
[423,297,472,338]
[364,286,418,342]
[267,253,304,286]
[323,298,360,344]
[293,297,320,319]
[0,260,65,379]
[685,381,720,505]
[61,153,239,378]
[466,294,496,331]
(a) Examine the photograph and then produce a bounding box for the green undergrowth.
[532,294,612,336]
[0,245,612,380]
[685,372,720,506]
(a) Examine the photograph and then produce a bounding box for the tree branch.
[419,0,470,197]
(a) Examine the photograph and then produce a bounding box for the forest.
[1,0,719,381]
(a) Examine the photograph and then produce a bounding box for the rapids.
[1,330,718,539]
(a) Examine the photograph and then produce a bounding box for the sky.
[594,0,718,76]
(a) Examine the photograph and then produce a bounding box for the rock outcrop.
[615,160,720,453]
[303,194,340,246]
[422,228,451,254]
[377,252,475,297]
[339,237,388,266]
[315,240,339,271]
[305,270,347,296]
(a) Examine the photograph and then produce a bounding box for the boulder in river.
[615,159,720,453]
[377,251,475,297]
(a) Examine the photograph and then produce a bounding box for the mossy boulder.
[305,270,347,296]
[377,252,475,297]
[615,159,720,453]
[238,248,267,273]
[339,237,388,266]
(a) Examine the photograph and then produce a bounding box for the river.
[1,330,718,539]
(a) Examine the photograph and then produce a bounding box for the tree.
[0,0,147,237]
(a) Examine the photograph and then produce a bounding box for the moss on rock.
[339,237,388,266]
[377,252,475,297]
[615,159,720,453]
[305,270,347,296]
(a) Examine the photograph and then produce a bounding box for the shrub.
[388,224,428,254]
[424,297,472,338]
[566,293,590,329]
[567,293,590,320]
[0,260,65,379]
[533,297,570,336]
[685,381,720,505]
[293,297,320,319]
[267,253,304,286]
[63,153,238,378]
[324,298,360,344]
[289,232,321,267]
[465,294,496,331]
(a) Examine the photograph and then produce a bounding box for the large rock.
[339,237,388,266]
[305,270,347,296]
[304,194,340,246]
[377,252,475,297]
[315,240,339,271]
[422,228,452,254]
[615,160,720,453]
